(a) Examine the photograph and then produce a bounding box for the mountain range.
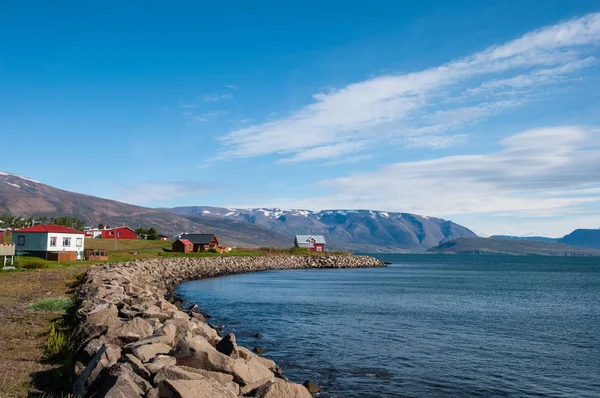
[2,171,599,253]
[165,206,477,252]
[0,172,475,251]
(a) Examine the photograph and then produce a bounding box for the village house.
[13,224,85,260]
[173,233,219,252]
[294,235,326,252]
[84,226,137,240]
[158,234,170,241]
[172,238,194,253]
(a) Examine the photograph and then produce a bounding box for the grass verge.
[27,297,75,313]
[0,265,89,396]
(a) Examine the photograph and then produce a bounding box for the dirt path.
[0,266,89,397]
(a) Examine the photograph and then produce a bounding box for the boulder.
[175,336,274,386]
[158,378,237,398]
[215,333,236,357]
[124,353,150,379]
[85,303,118,325]
[133,342,172,363]
[237,347,276,371]
[145,355,177,374]
[262,381,313,398]
[303,380,320,396]
[253,346,266,354]
[106,316,154,344]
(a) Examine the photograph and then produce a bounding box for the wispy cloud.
[226,85,239,90]
[221,13,600,162]
[184,110,228,124]
[268,126,600,217]
[201,93,233,102]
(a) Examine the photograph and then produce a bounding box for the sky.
[1,0,600,237]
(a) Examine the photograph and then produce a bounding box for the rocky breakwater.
[73,255,384,397]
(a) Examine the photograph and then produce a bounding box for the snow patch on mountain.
[0,172,39,183]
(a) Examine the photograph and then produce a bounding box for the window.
[17,236,25,246]
[109,231,114,236]
[63,237,71,247]
[76,238,83,248]
[117,232,122,237]
[316,246,323,252]
[50,237,57,247]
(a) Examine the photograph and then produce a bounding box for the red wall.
[0,231,4,242]
[310,243,325,252]
[100,227,137,240]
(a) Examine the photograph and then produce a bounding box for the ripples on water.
[176,255,600,397]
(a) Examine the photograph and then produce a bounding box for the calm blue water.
[175,255,600,397]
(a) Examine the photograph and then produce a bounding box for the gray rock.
[158,378,237,398]
[133,342,172,363]
[145,355,177,374]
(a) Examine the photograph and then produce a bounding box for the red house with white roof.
[12,224,85,260]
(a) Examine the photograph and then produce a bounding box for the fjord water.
[175,255,600,397]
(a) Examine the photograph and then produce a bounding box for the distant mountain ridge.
[489,235,560,243]
[165,206,477,251]
[489,229,600,250]
[428,237,600,256]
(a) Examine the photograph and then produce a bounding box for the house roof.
[295,235,326,244]
[13,224,84,234]
[177,233,217,245]
[177,239,193,245]
[104,226,135,232]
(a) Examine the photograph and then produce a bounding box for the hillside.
[559,229,600,250]
[0,172,479,252]
[489,235,559,243]
[427,237,600,256]
[0,172,291,248]
[166,206,477,251]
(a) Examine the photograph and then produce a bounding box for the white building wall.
[46,233,85,260]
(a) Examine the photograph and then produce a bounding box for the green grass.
[84,237,171,251]
[27,297,74,313]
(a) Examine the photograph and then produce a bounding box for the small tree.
[147,227,158,240]
[97,223,105,229]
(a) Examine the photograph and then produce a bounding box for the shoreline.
[73,255,384,397]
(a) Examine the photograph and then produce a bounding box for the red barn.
[101,226,137,240]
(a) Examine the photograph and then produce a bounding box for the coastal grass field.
[0,264,89,396]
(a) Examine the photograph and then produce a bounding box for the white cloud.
[279,141,370,163]
[221,13,600,162]
[247,126,600,227]
[226,85,239,90]
[403,134,467,149]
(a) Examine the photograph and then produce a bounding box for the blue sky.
[2,1,600,237]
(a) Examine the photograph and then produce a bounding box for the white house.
[12,224,85,260]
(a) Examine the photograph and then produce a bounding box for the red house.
[101,226,137,240]
[294,235,326,252]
